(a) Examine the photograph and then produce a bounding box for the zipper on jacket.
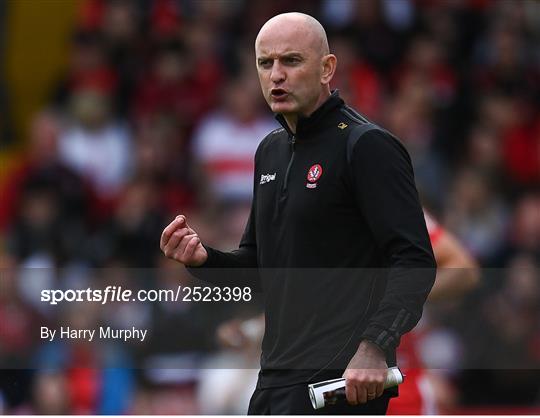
[281,135,296,194]
[274,135,295,221]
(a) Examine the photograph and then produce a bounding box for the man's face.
[255,25,324,117]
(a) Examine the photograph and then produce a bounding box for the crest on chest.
[306,164,323,189]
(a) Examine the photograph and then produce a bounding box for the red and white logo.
[306,164,323,188]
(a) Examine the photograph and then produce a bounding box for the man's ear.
[321,54,337,85]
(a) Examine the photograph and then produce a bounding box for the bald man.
[161,13,436,414]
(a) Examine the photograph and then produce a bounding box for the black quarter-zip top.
[191,91,436,389]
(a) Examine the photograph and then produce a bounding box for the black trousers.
[248,383,390,415]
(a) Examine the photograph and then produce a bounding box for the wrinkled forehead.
[255,22,319,57]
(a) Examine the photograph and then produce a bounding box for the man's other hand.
[342,340,388,405]
[160,215,208,266]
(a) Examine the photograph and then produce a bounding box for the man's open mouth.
[271,89,288,101]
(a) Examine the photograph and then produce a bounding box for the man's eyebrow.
[281,52,303,58]
[257,51,304,60]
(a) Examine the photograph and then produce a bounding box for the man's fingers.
[366,384,377,401]
[375,381,384,398]
[163,228,190,258]
[175,233,196,258]
[177,216,195,234]
[344,370,386,405]
[159,214,205,266]
[345,383,358,405]
[357,385,367,404]
[182,235,200,260]
[160,216,186,249]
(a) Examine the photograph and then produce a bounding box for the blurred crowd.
[0,0,539,414]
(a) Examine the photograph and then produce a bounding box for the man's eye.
[258,60,272,68]
[283,57,300,65]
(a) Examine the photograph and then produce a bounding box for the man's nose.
[270,61,285,83]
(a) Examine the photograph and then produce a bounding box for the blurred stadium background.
[0,0,539,414]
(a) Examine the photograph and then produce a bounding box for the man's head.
[255,13,336,127]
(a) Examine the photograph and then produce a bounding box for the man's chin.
[271,102,296,114]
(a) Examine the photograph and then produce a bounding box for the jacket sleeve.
[350,129,436,355]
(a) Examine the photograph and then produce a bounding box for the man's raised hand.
[160,215,208,266]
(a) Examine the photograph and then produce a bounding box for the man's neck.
[282,89,331,134]
[283,114,298,134]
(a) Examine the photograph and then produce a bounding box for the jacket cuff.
[360,324,399,357]
[186,244,215,270]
